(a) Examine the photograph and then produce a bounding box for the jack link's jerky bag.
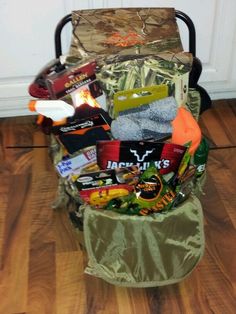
[106,163,176,215]
[96,140,187,174]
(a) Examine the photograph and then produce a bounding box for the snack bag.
[106,163,176,215]
[97,140,187,174]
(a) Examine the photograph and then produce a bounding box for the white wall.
[0,0,236,117]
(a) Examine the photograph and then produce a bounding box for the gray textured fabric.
[119,96,177,122]
[111,116,172,140]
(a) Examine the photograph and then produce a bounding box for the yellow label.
[113,85,168,116]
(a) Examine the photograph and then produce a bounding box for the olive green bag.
[82,194,204,287]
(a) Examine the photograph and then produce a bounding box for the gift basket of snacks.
[28,8,209,287]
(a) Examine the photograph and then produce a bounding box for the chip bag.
[106,163,176,215]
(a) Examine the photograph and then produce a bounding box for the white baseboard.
[0,95,34,118]
[208,90,236,101]
[0,88,235,118]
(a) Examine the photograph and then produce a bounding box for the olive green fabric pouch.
[83,195,204,287]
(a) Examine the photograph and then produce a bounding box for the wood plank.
[199,101,235,146]
[32,132,51,173]
[27,243,56,314]
[0,116,35,147]
[54,209,81,253]
[29,172,57,249]
[128,288,151,314]
[0,175,32,313]
[213,100,236,145]
[1,142,33,176]
[83,269,119,314]
[191,249,236,314]
[145,284,186,314]
[115,286,133,314]
[0,176,9,268]
[56,251,87,314]
[205,149,236,228]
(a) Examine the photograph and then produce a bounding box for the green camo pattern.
[95,53,192,116]
[185,88,201,121]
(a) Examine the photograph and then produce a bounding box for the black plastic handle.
[175,10,196,57]
[54,13,72,59]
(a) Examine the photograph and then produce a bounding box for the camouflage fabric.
[95,52,192,116]
[69,8,183,60]
[64,7,193,115]
[185,88,201,121]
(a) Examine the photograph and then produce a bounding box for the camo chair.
[29,8,208,287]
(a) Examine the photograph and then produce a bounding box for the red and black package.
[45,60,99,99]
[96,140,187,174]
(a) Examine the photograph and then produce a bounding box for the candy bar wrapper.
[73,166,140,208]
[97,140,187,174]
[55,146,98,178]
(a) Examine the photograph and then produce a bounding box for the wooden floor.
[0,99,236,314]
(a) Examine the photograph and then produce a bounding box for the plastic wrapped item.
[52,114,111,154]
[105,163,176,215]
[55,146,97,178]
[73,166,140,208]
[194,137,209,178]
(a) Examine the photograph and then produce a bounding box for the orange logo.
[105,31,145,47]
